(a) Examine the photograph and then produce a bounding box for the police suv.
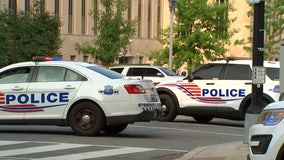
[249,101,284,160]
[0,57,161,136]
[156,58,280,122]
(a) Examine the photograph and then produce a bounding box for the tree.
[74,0,136,67]
[151,0,238,72]
[265,0,284,60]
[244,0,284,60]
[0,0,62,67]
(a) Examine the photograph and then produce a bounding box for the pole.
[169,0,175,70]
[244,0,265,143]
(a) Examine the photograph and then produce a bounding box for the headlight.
[256,109,284,125]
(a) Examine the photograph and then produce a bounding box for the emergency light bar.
[32,56,63,62]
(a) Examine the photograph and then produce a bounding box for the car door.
[25,66,84,120]
[216,64,252,111]
[0,67,33,119]
[181,64,225,110]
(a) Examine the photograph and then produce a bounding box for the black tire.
[158,94,178,122]
[193,116,214,123]
[102,124,128,134]
[68,102,105,136]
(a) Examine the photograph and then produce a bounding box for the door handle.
[206,83,215,85]
[245,82,252,85]
[64,85,76,89]
[12,86,24,91]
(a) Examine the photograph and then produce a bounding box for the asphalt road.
[0,116,244,160]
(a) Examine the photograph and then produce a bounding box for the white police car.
[110,65,183,85]
[249,101,284,160]
[0,57,161,136]
[156,58,280,122]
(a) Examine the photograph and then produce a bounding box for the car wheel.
[68,102,105,136]
[193,116,214,123]
[158,94,178,122]
[102,124,128,134]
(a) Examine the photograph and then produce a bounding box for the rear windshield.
[158,66,177,76]
[266,67,279,80]
[86,66,124,79]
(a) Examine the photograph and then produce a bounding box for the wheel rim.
[75,109,96,130]
[161,99,170,116]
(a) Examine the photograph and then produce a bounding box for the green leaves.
[0,1,62,67]
[152,0,237,72]
[75,0,136,67]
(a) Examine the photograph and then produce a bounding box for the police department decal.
[0,92,69,112]
[98,85,119,95]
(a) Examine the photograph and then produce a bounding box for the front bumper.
[249,123,284,160]
[106,109,160,125]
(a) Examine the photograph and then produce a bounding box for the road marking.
[131,125,243,137]
[0,140,28,146]
[0,140,186,159]
[37,147,155,160]
[0,142,91,157]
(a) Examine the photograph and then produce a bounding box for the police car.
[156,58,280,122]
[0,57,161,136]
[110,65,183,86]
[249,101,284,160]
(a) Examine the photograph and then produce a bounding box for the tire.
[193,116,214,123]
[158,94,178,122]
[102,124,128,134]
[68,102,105,136]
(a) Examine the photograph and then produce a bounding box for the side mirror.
[187,73,194,82]
[157,72,164,77]
[181,71,187,77]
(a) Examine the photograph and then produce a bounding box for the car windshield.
[266,67,279,81]
[158,66,177,76]
[86,66,124,79]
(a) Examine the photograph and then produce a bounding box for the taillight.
[124,85,146,94]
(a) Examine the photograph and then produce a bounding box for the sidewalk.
[177,141,249,160]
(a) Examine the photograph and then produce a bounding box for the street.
[0,116,244,160]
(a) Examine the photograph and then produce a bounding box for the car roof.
[210,59,279,68]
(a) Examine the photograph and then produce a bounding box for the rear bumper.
[106,110,160,125]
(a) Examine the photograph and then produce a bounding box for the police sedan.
[0,57,161,136]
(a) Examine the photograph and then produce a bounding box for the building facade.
[0,0,252,65]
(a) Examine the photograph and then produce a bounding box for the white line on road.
[130,125,243,137]
[36,147,155,160]
[0,142,91,157]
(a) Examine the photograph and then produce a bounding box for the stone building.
[0,0,252,65]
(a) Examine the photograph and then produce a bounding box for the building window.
[127,0,132,20]
[68,0,73,34]
[147,0,152,39]
[81,0,86,34]
[83,55,89,62]
[157,0,161,37]
[55,0,59,17]
[216,0,227,3]
[138,0,142,38]
[93,0,98,35]
[25,0,30,12]
[70,55,76,61]
[40,0,45,12]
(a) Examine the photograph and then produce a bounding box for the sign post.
[244,0,265,143]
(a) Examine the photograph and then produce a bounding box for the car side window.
[127,68,146,76]
[0,67,31,84]
[36,66,65,82]
[110,68,124,73]
[36,66,84,82]
[222,64,251,80]
[147,68,163,77]
[192,64,224,80]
